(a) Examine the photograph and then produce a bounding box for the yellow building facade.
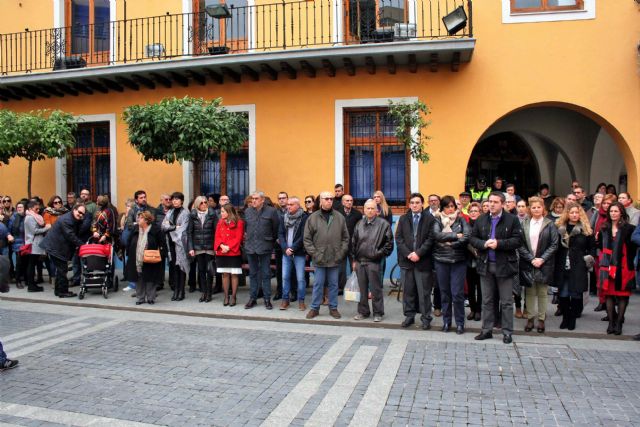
[0,0,638,211]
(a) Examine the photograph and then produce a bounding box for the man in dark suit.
[395,193,435,330]
[470,191,523,344]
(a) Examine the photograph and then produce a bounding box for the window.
[344,108,409,209]
[193,0,249,53]
[510,0,584,13]
[345,0,407,44]
[66,0,111,61]
[67,122,110,197]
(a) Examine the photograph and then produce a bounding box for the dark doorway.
[466,132,540,198]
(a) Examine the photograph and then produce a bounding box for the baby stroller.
[78,241,119,299]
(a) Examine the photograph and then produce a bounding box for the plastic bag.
[344,271,360,302]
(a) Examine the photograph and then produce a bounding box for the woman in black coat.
[125,211,165,305]
[554,202,595,331]
[187,196,218,302]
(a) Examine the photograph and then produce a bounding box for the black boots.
[559,297,570,329]
[568,298,580,331]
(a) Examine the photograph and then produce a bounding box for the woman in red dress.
[597,202,637,335]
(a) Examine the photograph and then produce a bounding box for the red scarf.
[26,209,45,227]
[594,206,607,236]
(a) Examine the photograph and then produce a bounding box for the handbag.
[519,266,534,288]
[18,243,32,256]
[143,249,162,263]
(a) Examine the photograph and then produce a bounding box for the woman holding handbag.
[517,197,559,333]
[125,211,164,305]
[597,202,637,335]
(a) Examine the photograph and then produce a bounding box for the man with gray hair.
[351,199,394,322]
[244,191,280,310]
[304,191,349,319]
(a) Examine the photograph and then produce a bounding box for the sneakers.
[329,309,341,319]
[122,286,133,292]
[353,313,368,320]
[0,359,19,371]
[306,309,319,319]
[373,315,382,323]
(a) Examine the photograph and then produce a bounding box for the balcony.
[0,0,474,101]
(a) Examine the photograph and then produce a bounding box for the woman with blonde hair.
[372,190,392,225]
[554,202,595,330]
[187,195,218,302]
[518,197,558,333]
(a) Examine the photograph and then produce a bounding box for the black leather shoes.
[135,301,144,305]
[401,317,415,328]
[474,332,493,341]
[421,321,431,330]
[273,293,282,301]
[456,325,464,335]
[264,299,273,310]
[503,335,513,344]
[245,298,257,309]
[441,323,450,332]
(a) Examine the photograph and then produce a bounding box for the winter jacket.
[432,214,470,264]
[124,223,166,284]
[517,217,559,285]
[278,212,308,256]
[214,219,244,257]
[7,213,25,252]
[303,209,349,267]
[39,211,84,261]
[243,205,280,255]
[469,212,523,277]
[351,216,394,263]
[554,223,595,294]
[24,215,48,255]
[395,210,435,272]
[187,208,218,252]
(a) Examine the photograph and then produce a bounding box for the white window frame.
[56,113,118,205]
[502,0,595,24]
[182,104,256,203]
[335,97,419,195]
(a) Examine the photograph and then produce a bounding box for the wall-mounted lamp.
[442,6,467,36]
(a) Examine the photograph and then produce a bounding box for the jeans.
[282,254,306,302]
[435,261,467,327]
[311,266,339,310]
[0,339,6,364]
[247,253,272,300]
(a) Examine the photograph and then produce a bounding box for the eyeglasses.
[53,200,62,205]
[199,201,208,205]
[2,199,11,203]
[76,211,86,216]
[322,197,334,201]
[305,200,313,204]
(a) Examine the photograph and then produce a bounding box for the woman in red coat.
[214,204,244,307]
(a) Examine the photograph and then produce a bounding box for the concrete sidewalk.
[1,271,639,339]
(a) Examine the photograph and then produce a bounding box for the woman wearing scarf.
[432,195,470,334]
[161,192,190,301]
[125,211,164,305]
[517,197,558,333]
[277,197,308,310]
[23,200,51,292]
[554,202,594,331]
[91,195,116,244]
[187,195,217,302]
[592,194,616,312]
[43,195,68,226]
[597,202,637,335]
[7,200,27,289]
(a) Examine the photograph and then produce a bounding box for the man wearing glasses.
[40,204,87,298]
[573,186,593,211]
[303,191,349,319]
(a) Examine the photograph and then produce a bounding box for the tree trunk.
[27,160,33,199]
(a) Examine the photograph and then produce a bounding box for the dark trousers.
[50,255,70,295]
[480,263,514,336]
[0,339,6,364]
[467,266,482,314]
[356,262,384,317]
[435,261,467,326]
[168,242,185,295]
[188,259,197,290]
[274,247,283,296]
[26,254,41,290]
[14,253,26,284]
[338,254,355,291]
[195,253,213,295]
[71,253,81,286]
[401,268,433,324]
[247,253,272,300]
[432,273,442,310]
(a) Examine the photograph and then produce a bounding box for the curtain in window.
[349,146,374,205]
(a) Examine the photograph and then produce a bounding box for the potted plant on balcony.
[388,100,431,163]
[123,96,247,195]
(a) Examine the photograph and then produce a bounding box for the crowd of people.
[1,177,639,347]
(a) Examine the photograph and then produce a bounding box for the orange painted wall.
[0,1,638,210]
[1,0,54,34]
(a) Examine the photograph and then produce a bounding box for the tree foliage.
[0,109,77,197]
[388,100,431,163]
[122,96,248,165]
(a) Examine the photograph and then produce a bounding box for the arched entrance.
[466,132,540,198]
[467,106,629,199]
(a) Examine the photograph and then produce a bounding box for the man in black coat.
[337,194,363,291]
[469,192,523,344]
[395,193,436,330]
[40,204,86,298]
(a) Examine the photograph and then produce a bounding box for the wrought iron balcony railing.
[0,0,472,75]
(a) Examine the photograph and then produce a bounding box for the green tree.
[122,96,248,195]
[0,109,77,198]
[388,100,432,163]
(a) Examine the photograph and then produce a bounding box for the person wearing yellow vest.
[469,175,492,202]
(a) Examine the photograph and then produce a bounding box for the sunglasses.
[200,201,207,205]
[3,200,11,203]
[322,197,334,201]
[305,200,313,204]
[76,211,86,216]
[53,200,62,204]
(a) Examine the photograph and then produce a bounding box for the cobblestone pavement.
[0,301,639,427]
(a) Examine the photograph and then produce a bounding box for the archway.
[467,105,629,199]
